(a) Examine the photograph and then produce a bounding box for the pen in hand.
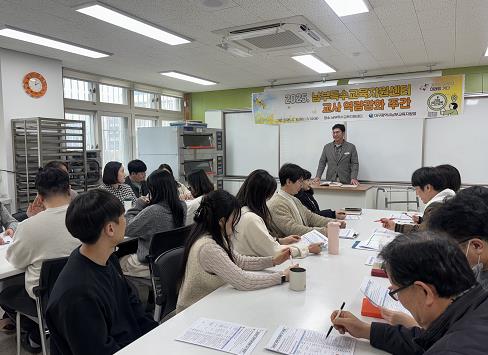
[326,301,346,339]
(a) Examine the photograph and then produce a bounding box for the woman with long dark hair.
[184,169,215,225]
[176,190,294,312]
[98,161,136,204]
[121,169,187,278]
[158,163,192,198]
[234,169,322,258]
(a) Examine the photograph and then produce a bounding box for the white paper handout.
[176,318,266,355]
[266,325,356,355]
[389,213,415,225]
[355,228,398,251]
[360,277,410,314]
[300,230,328,246]
[344,215,360,220]
[0,232,13,245]
[339,229,358,239]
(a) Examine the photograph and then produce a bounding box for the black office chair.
[11,257,68,355]
[146,225,193,321]
[114,237,138,259]
[146,225,193,268]
[152,247,185,322]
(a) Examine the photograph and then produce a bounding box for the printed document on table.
[345,215,360,220]
[0,232,12,245]
[176,318,266,355]
[266,325,356,355]
[355,228,398,251]
[389,213,415,224]
[360,277,410,314]
[339,228,358,239]
[300,230,328,246]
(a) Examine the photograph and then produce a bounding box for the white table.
[0,244,22,280]
[117,209,399,355]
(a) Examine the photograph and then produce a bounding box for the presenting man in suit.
[313,124,359,185]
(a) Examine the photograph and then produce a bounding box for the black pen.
[326,301,346,339]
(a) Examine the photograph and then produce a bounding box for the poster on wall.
[253,75,464,124]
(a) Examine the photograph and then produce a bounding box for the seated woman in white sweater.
[177,190,295,312]
[234,169,323,258]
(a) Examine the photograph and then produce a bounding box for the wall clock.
[22,72,47,98]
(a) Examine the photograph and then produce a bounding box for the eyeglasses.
[388,283,413,301]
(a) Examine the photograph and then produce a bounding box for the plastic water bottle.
[327,221,341,255]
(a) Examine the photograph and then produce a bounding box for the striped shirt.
[98,184,137,204]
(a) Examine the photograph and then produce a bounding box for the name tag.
[344,152,350,155]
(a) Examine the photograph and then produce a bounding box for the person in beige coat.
[234,170,323,258]
[268,164,345,238]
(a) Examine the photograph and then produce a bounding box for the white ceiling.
[0,0,487,92]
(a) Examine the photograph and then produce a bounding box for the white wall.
[0,49,64,207]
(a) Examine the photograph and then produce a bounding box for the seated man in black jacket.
[125,159,149,198]
[330,232,488,355]
[46,190,157,355]
[295,169,345,220]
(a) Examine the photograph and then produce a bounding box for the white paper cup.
[289,267,306,291]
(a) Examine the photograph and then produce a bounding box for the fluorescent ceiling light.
[0,26,110,58]
[323,0,369,17]
[291,55,336,74]
[76,3,190,45]
[160,71,217,85]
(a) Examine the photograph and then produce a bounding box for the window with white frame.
[65,112,97,150]
[134,91,159,109]
[161,95,182,111]
[134,117,157,157]
[99,84,128,105]
[160,120,178,126]
[63,78,96,101]
[101,115,129,166]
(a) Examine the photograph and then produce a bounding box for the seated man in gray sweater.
[121,169,186,278]
[268,163,344,238]
[0,200,17,242]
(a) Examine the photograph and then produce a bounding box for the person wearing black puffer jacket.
[295,170,345,220]
[329,233,488,355]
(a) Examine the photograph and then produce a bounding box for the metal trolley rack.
[11,117,87,210]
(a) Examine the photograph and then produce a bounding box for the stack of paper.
[320,181,342,187]
[340,184,358,188]
[339,228,359,239]
[266,325,356,355]
[300,230,328,247]
[354,228,398,251]
[360,277,410,314]
[176,318,266,355]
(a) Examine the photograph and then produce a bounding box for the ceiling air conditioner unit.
[214,16,330,55]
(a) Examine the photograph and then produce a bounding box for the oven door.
[182,159,214,176]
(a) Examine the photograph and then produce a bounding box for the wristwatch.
[281,274,286,284]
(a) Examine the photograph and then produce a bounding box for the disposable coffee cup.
[289,267,306,291]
